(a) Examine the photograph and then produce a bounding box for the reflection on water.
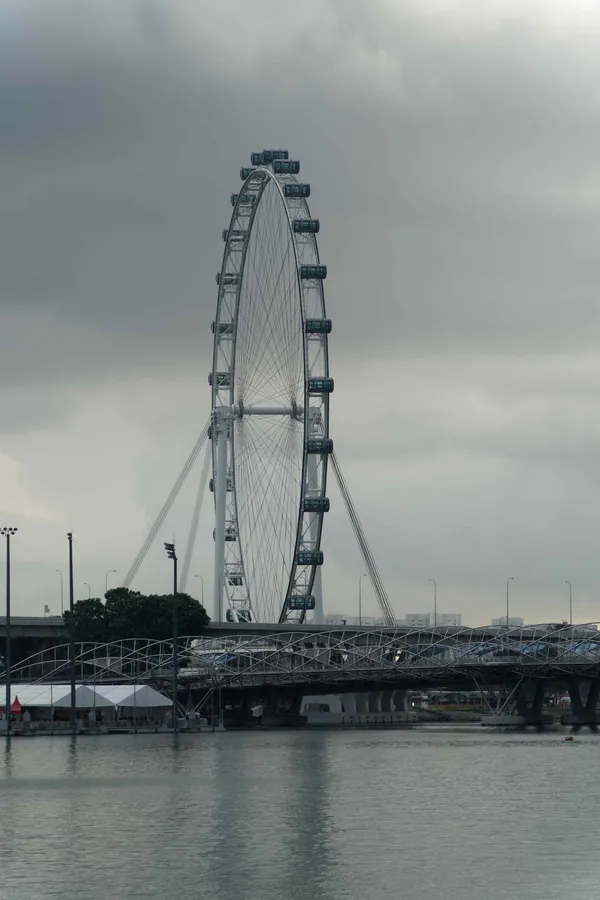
[0,727,598,899]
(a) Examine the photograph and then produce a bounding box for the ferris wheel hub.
[232,402,304,419]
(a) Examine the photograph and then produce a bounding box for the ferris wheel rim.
[210,154,331,624]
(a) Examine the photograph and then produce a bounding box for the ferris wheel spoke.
[241,187,286,366]
[235,303,303,405]
[238,190,299,392]
[238,243,300,401]
[235,418,301,618]
[236,423,302,533]
[240,279,304,403]
[238,303,302,404]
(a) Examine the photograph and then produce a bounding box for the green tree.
[63,597,108,642]
[65,587,210,643]
[176,592,211,635]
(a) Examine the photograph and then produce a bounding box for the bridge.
[9,623,600,729]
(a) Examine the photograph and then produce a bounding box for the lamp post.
[67,533,76,734]
[565,581,572,626]
[84,582,91,599]
[195,574,204,606]
[358,573,367,626]
[1,527,17,736]
[55,569,64,616]
[506,577,514,628]
[429,578,437,628]
[165,542,178,733]
[105,569,116,594]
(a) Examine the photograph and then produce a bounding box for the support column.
[392,690,408,713]
[380,691,394,713]
[341,693,357,715]
[307,408,324,624]
[212,412,228,624]
[368,691,382,714]
[568,679,600,729]
[515,681,545,725]
[356,693,369,714]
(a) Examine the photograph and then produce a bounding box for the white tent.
[6,683,171,710]
[96,684,172,709]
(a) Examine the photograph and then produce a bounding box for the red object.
[0,697,22,714]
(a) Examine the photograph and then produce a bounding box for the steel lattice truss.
[10,624,600,692]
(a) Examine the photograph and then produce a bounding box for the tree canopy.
[64,587,210,643]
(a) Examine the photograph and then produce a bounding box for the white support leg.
[308,408,324,625]
[213,412,228,624]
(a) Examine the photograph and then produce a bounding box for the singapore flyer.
[210,149,333,624]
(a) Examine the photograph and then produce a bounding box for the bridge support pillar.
[392,690,408,713]
[515,681,546,726]
[368,692,382,714]
[341,694,357,715]
[567,678,600,731]
[480,678,550,727]
[380,691,394,713]
[356,693,369,714]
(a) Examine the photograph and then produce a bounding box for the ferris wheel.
[209,149,333,625]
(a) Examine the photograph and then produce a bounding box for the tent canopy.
[4,684,172,710]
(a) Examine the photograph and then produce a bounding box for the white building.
[435,613,462,627]
[491,616,524,627]
[404,613,431,628]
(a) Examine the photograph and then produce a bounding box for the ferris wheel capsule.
[210,150,332,625]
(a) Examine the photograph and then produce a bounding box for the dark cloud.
[3,1,600,623]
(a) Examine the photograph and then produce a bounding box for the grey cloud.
[3,1,600,624]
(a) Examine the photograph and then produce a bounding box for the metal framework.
[11,624,600,695]
[211,150,331,627]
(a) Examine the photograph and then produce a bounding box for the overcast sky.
[2,0,600,625]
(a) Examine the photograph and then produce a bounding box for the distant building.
[491,616,524,627]
[323,612,463,628]
[402,613,462,628]
[404,613,431,628]
[324,614,388,626]
[436,613,462,627]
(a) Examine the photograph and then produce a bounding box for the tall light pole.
[506,577,514,627]
[165,542,178,732]
[84,582,91,599]
[1,527,17,737]
[55,569,64,616]
[67,533,76,734]
[429,578,437,628]
[565,580,572,626]
[105,569,116,594]
[358,573,367,626]
[195,574,204,607]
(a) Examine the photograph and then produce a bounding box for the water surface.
[0,727,597,899]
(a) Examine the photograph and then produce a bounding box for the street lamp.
[67,533,76,734]
[55,570,64,616]
[506,577,514,627]
[105,569,116,594]
[84,582,91,599]
[358,573,367,626]
[195,574,204,606]
[429,578,437,628]
[165,542,178,733]
[1,527,17,736]
[565,581,572,626]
